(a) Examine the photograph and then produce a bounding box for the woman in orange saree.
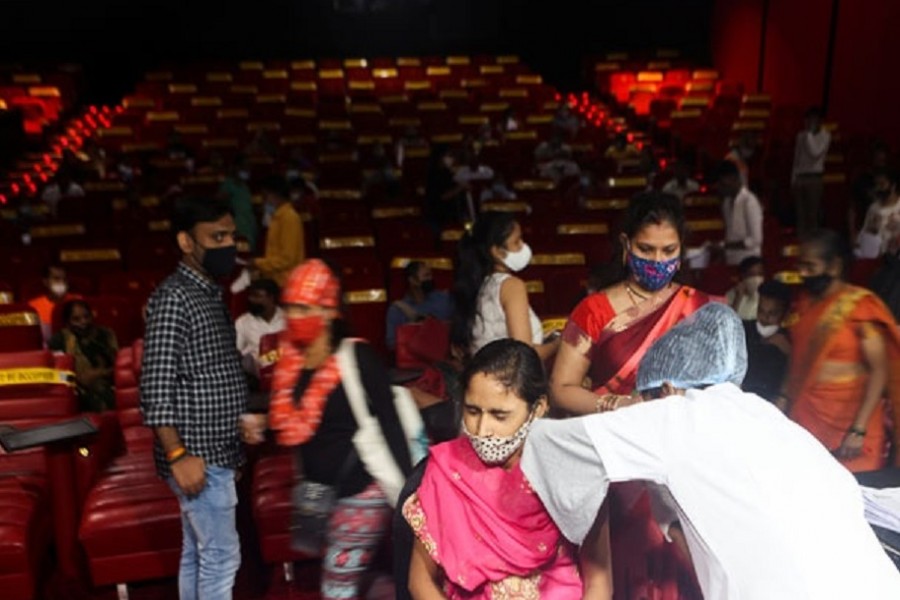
[551,192,710,599]
[782,229,900,471]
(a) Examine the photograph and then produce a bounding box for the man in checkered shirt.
[141,196,248,599]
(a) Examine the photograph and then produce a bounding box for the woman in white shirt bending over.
[452,211,560,360]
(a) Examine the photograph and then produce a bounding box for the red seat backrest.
[0,304,43,352]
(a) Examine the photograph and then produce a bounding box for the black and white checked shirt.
[140,262,248,478]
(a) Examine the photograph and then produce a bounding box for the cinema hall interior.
[1,1,900,599]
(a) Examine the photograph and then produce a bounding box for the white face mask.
[237,170,250,182]
[743,275,764,295]
[50,282,68,297]
[756,321,779,338]
[462,412,534,466]
[501,242,532,272]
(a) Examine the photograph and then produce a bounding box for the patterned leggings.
[321,483,392,600]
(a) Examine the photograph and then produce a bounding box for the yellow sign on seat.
[320,236,375,249]
[390,257,453,270]
[530,253,586,266]
[60,249,122,263]
[557,223,609,235]
[344,289,387,304]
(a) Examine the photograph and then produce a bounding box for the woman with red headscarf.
[243,259,414,599]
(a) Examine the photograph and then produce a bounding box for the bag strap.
[337,338,370,422]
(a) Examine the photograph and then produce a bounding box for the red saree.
[564,285,711,395]
[787,285,900,471]
[561,285,709,599]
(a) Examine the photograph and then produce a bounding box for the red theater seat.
[0,350,80,600]
[0,304,42,353]
[78,340,183,593]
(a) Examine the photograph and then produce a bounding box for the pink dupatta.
[404,437,582,599]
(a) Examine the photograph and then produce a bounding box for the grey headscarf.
[635,302,747,393]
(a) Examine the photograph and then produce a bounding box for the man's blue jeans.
[168,466,241,600]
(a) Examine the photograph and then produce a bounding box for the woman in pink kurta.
[404,339,582,599]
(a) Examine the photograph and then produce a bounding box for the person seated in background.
[395,126,429,169]
[28,263,81,341]
[661,159,700,200]
[496,106,520,138]
[856,167,900,258]
[243,128,276,159]
[41,167,85,216]
[453,150,495,187]
[553,104,581,138]
[716,159,763,266]
[76,138,109,180]
[479,173,517,203]
[386,261,453,352]
[603,132,639,169]
[849,142,889,239]
[252,175,304,287]
[166,130,195,172]
[534,132,572,163]
[50,299,118,412]
[403,339,583,599]
[218,154,258,251]
[742,280,792,402]
[725,256,765,320]
[522,303,900,600]
[235,278,285,376]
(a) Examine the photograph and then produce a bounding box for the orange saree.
[787,285,900,471]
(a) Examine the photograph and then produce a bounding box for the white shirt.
[661,177,700,200]
[470,273,542,355]
[523,384,900,600]
[723,186,763,265]
[792,129,831,178]
[859,199,900,256]
[235,307,285,371]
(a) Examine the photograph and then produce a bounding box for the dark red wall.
[829,0,900,144]
[712,0,900,145]
[711,0,763,93]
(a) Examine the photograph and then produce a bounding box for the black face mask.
[199,244,237,279]
[420,279,435,295]
[247,302,266,317]
[802,272,833,296]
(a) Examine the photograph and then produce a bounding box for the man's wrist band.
[167,446,187,464]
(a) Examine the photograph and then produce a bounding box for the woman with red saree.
[550,192,710,413]
[780,229,900,471]
[404,339,583,599]
[550,192,709,599]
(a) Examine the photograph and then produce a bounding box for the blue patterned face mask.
[627,252,680,292]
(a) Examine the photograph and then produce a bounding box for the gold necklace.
[624,282,650,304]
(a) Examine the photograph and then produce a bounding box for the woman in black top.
[244,259,413,600]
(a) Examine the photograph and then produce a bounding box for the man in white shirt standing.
[792,107,831,235]
[523,303,900,600]
[716,160,763,266]
[235,278,285,376]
